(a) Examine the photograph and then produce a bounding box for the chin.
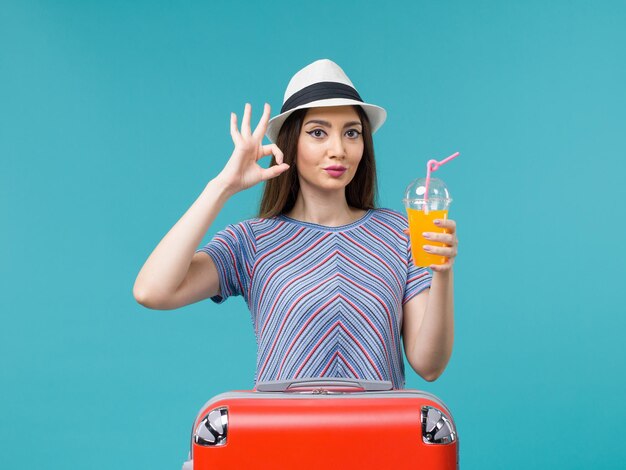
[319,178,352,190]
[300,172,355,192]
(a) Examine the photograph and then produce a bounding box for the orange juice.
[406,208,448,267]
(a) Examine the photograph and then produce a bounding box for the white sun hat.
[265,59,387,144]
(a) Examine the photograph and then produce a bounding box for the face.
[296,105,364,192]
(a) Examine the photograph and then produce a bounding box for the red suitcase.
[182,378,459,469]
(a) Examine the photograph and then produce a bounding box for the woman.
[133,59,458,389]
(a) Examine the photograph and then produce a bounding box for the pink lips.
[324,165,347,178]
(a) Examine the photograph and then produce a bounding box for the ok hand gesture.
[217,103,290,194]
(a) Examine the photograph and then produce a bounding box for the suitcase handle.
[255,378,393,393]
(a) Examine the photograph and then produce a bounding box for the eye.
[346,129,361,139]
[306,129,327,138]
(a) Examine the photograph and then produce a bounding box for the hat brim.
[265,98,387,144]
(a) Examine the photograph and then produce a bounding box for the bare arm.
[133,178,233,309]
[402,270,454,381]
[133,103,289,310]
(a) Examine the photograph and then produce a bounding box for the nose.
[327,132,347,159]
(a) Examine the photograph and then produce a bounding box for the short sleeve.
[402,234,432,305]
[195,222,255,304]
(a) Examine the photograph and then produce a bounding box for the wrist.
[432,267,453,280]
[209,174,239,199]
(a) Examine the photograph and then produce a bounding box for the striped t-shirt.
[197,208,432,389]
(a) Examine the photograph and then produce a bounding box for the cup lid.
[403,177,452,203]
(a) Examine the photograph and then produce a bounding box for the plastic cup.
[403,177,452,267]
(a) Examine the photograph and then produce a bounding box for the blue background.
[2,1,625,468]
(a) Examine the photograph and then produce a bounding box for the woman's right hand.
[216,102,290,194]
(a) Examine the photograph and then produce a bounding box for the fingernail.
[434,220,441,226]
[423,245,431,252]
[422,232,430,239]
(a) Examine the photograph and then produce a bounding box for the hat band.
[281,81,363,113]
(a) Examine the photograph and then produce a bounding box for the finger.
[430,261,453,272]
[259,143,284,164]
[230,112,242,144]
[423,232,457,246]
[241,103,252,136]
[260,163,290,181]
[423,245,457,258]
[403,228,409,235]
[253,103,271,140]
[434,218,456,233]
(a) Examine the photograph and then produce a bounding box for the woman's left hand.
[404,218,458,273]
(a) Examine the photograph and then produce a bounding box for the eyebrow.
[304,119,362,128]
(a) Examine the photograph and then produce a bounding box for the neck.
[286,183,365,227]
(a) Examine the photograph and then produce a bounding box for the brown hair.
[258,105,378,218]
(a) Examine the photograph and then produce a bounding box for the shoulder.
[361,208,409,247]
[229,216,286,241]
[210,217,285,259]
[368,208,409,229]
